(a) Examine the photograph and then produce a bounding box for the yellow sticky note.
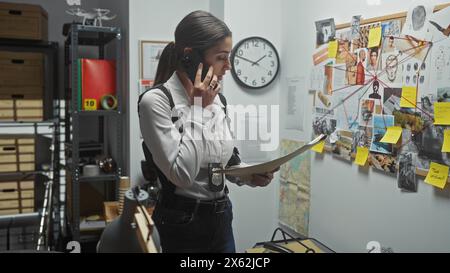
[443,130,450,153]
[368,26,382,48]
[328,40,338,58]
[434,102,450,125]
[400,86,417,108]
[311,141,325,153]
[355,147,369,166]
[424,162,449,189]
[380,126,402,144]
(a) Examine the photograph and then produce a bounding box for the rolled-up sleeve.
[139,90,211,189]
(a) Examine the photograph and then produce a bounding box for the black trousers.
[152,195,236,253]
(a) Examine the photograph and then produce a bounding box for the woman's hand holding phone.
[186,63,221,108]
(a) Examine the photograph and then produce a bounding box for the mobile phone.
[183,50,211,84]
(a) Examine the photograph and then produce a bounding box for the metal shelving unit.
[64,24,123,242]
[0,40,60,251]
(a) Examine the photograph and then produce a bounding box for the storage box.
[0,51,44,95]
[0,179,35,216]
[0,2,48,41]
[0,134,35,174]
[0,99,43,122]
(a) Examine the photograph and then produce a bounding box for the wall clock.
[230,36,280,89]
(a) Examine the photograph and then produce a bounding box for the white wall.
[223,0,282,252]
[128,0,209,185]
[281,0,450,252]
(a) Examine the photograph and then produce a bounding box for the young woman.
[138,11,278,253]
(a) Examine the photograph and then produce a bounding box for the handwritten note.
[424,162,449,189]
[400,86,417,108]
[368,26,382,48]
[355,147,369,166]
[380,126,402,144]
[434,102,450,125]
[443,130,450,153]
[328,40,338,58]
[311,141,325,153]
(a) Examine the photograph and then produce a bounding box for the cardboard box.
[0,2,48,41]
[0,51,44,88]
[0,135,35,173]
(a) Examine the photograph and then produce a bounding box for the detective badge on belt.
[208,163,224,192]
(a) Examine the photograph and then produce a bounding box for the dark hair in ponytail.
[153,10,232,85]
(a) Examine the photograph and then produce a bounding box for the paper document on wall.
[215,134,327,177]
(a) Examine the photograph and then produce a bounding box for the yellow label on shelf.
[443,130,450,153]
[380,126,402,144]
[424,162,449,189]
[84,99,97,111]
[400,86,417,108]
[355,147,369,166]
[311,141,325,153]
[368,26,382,48]
[434,102,450,125]
[328,40,338,58]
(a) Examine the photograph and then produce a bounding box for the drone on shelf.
[66,7,116,27]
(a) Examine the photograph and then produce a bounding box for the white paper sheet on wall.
[285,77,306,132]
[429,6,450,102]
[402,0,435,41]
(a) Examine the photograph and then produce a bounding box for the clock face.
[230,37,280,89]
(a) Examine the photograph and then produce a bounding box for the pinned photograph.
[367,47,380,72]
[370,114,395,155]
[323,62,334,94]
[438,87,450,102]
[413,119,450,169]
[353,126,373,152]
[393,110,424,134]
[316,18,336,47]
[355,48,368,85]
[331,130,353,161]
[313,115,337,136]
[345,52,358,85]
[419,93,435,118]
[336,39,352,65]
[370,152,398,174]
[383,87,402,115]
[382,20,402,53]
[359,99,376,126]
[398,152,418,192]
[351,15,362,39]
[353,22,381,50]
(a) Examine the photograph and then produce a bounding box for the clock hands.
[236,55,257,65]
[236,55,270,72]
[252,55,267,66]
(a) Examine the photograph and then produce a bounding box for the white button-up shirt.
[139,73,247,200]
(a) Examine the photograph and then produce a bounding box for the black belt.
[170,194,230,214]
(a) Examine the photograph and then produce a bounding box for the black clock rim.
[230,36,280,90]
